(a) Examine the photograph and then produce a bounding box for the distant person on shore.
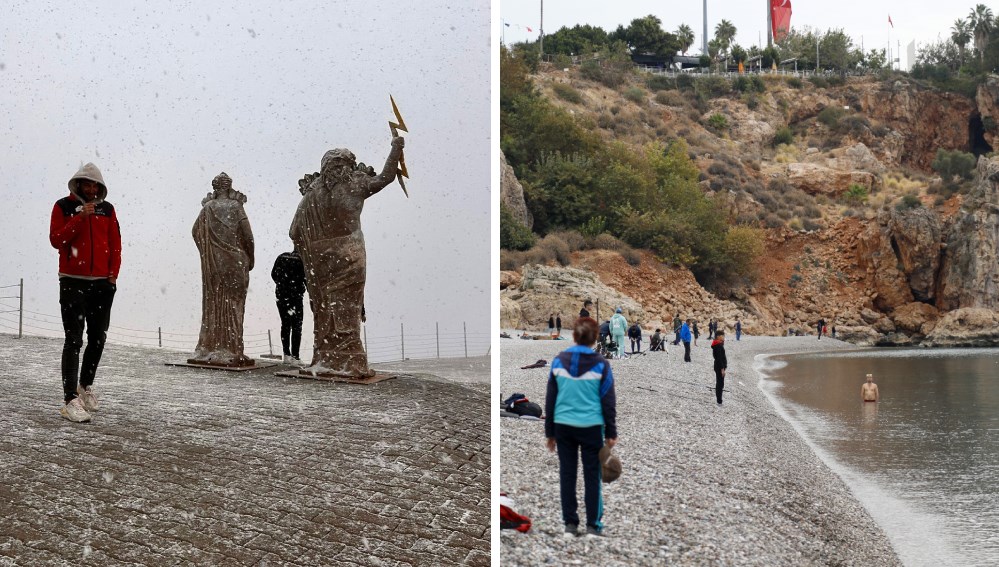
[735,318,742,341]
[627,322,642,354]
[711,330,727,405]
[50,163,121,423]
[556,313,562,337]
[548,314,556,337]
[580,300,592,319]
[832,325,837,339]
[672,313,682,345]
[692,320,700,347]
[544,316,617,537]
[817,318,826,341]
[610,308,628,358]
[708,319,716,338]
[271,248,307,365]
[650,328,665,352]
[862,373,879,402]
[680,319,692,362]
[599,320,610,345]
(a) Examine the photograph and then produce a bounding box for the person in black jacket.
[711,330,728,405]
[271,249,307,365]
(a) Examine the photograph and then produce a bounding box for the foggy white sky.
[501,0,972,69]
[0,1,490,361]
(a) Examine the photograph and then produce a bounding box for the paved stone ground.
[0,334,489,566]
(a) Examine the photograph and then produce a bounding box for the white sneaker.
[290,356,306,367]
[60,398,92,423]
[77,386,99,412]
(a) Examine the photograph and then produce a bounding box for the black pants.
[277,295,304,357]
[630,338,641,353]
[715,367,725,404]
[59,277,116,404]
[683,341,691,362]
[554,423,604,530]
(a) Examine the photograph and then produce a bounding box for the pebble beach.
[499,333,901,566]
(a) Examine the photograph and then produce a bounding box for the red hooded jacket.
[49,163,121,280]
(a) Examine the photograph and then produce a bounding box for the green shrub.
[809,76,829,88]
[580,60,627,88]
[695,76,732,98]
[655,91,677,105]
[788,273,803,287]
[646,75,675,91]
[676,73,695,90]
[535,234,572,266]
[733,76,751,93]
[773,126,794,146]
[786,77,803,89]
[843,184,869,206]
[579,216,608,237]
[817,106,844,128]
[931,148,977,181]
[706,113,729,131]
[624,86,646,104]
[744,93,760,110]
[895,194,923,211]
[552,82,583,104]
[750,75,766,93]
[500,204,536,250]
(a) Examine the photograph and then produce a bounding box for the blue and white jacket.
[544,345,617,439]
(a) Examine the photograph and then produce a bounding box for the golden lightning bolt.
[389,95,409,197]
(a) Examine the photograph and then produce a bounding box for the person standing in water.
[862,373,879,402]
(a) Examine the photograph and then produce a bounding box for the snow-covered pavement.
[0,334,489,566]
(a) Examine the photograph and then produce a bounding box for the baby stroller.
[598,336,628,359]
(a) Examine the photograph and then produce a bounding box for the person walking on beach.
[711,330,727,405]
[672,313,682,345]
[49,163,121,423]
[692,320,700,347]
[271,248,307,365]
[609,308,628,358]
[580,300,592,319]
[548,314,556,337]
[862,373,879,402]
[680,319,692,362]
[735,318,742,341]
[817,318,826,340]
[556,313,562,337]
[544,316,617,537]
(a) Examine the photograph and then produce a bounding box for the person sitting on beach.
[650,328,664,352]
[545,316,617,537]
[862,373,879,402]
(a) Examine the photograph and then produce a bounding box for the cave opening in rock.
[969,112,993,156]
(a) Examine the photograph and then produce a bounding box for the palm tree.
[714,19,737,51]
[677,24,695,55]
[952,18,972,65]
[969,4,995,63]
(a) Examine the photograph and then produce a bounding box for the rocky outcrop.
[975,77,999,148]
[500,270,521,290]
[500,263,645,329]
[937,156,999,310]
[857,80,973,170]
[856,207,943,310]
[891,302,940,335]
[786,163,877,196]
[923,308,999,347]
[501,151,533,229]
[805,143,887,174]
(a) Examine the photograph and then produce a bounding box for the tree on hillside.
[952,18,973,66]
[714,19,737,51]
[864,48,888,70]
[730,44,748,65]
[676,23,695,55]
[970,4,995,63]
[819,29,853,71]
[614,15,682,60]
[543,24,610,56]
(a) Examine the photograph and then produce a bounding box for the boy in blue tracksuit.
[680,319,692,362]
[609,308,628,358]
[545,317,618,537]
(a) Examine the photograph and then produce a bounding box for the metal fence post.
[267,329,273,355]
[436,322,440,359]
[401,322,405,361]
[158,327,162,347]
[18,278,24,339]
[463,321,467,358]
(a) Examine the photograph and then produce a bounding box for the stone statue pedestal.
[273,369,403,384]
[165,358,279,372]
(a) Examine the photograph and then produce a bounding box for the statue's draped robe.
[290,174,370,376]
[191,199,254,365]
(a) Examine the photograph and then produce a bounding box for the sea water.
[758,348,999,567]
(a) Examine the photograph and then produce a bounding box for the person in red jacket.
[49,163,121,422]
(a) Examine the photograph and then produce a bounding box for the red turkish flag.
[771,0,792,42]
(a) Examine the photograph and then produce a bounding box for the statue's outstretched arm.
[366,137,405,198]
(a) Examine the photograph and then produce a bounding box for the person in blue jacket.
[545,317,618,537]
[680,318,692,362]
